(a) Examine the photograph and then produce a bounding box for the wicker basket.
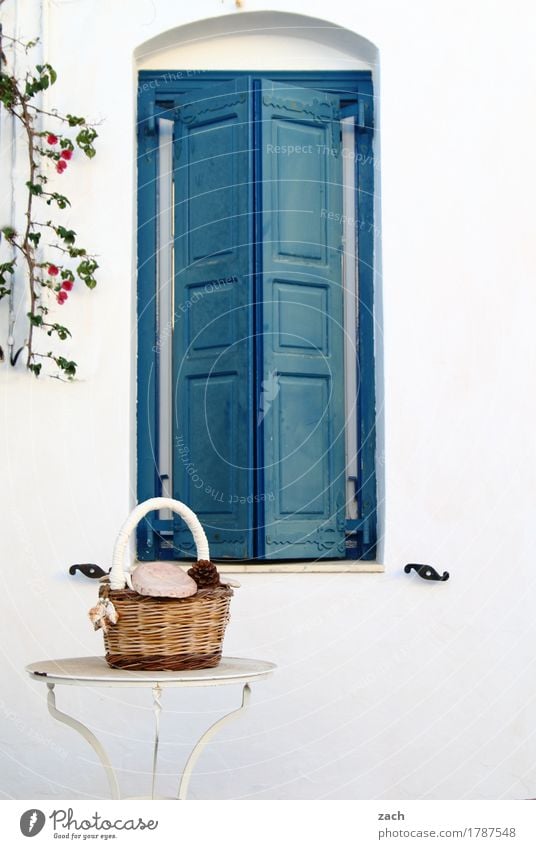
[98,497,233,671]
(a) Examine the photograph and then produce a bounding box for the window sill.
[220,561,385,574]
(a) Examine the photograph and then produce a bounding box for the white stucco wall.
[0,0,535,799]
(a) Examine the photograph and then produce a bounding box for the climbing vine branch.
[0,34,98,378]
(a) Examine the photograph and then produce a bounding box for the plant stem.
[26,103,100,128]
[21,97,37,367]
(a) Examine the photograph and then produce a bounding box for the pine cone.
[188,560,221,589]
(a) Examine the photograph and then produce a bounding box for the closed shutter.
[256,80,346,559]
[172,79,254,558]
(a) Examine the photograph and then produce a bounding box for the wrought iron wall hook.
[69,563,109,580]
[404,563,449,582]
[10,344,25,366]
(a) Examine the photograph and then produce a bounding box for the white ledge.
[219,561,385,574]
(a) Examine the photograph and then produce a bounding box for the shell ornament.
[88,599,118,633]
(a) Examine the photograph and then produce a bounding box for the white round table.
[26,656,276,800]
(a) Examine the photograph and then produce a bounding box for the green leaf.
[0,72,17,109]
[1,226,16,240]
[47,323,71,341]
[46,193,71,210]
[28,363,42,377]
[77,257,98,289]
[0,259,14,292]
[25,65,53,98]
[66,114,85,127]
[76,127,98,158]
[55,356,77,378]
[26,181,43,196]
[28,232,41,248]
[33,64,56,88]
[55,225,76,245]
[27,312,43,327]
[77,259,98,274]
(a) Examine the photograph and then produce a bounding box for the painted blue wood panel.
[257,80,346,559]
[355,80,377,559]
[136,98,160,559]
[172,79,254,559]
[137,71,377,562]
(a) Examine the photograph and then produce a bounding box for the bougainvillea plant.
[0,34,98,378]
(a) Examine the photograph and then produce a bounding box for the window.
[137,71,376,565]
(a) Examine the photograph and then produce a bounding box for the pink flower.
[48,264,59,276]
[60,149,73,161]
[56,159,67,174]
[61,279,73,292]
[57,290,68,305]
[47,134,58,145]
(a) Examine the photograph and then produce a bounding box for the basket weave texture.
[99,497,234,671]
[100,584,233,671]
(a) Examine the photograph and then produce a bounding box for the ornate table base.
[27,656,275,799]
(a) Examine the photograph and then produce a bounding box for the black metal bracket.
[404,563,449,582]
[69,563,109,580]
[10,345,25,367]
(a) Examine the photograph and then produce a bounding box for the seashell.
[88,602,107,632]
[104,599,118,625]
[131,561,198,598]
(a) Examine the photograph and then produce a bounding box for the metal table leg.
[46,683,121,799]
[177,683,251,800]
[151,684,163,800]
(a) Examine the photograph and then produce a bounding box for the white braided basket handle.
[109,497,210,590]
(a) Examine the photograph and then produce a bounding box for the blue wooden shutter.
[136,99,160,559]
[172,79,254,559]
[257,80,346,559]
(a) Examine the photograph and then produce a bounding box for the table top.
[26,656,276,688]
